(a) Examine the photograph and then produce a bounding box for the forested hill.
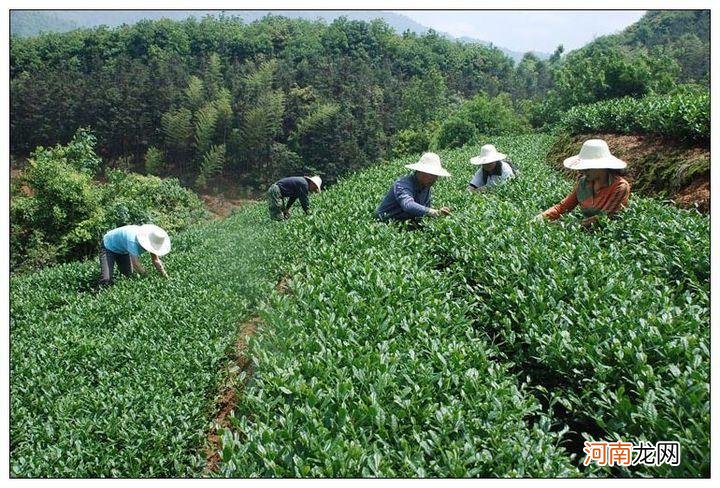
[569,10,709,83]
[9,11,79,37]
[10,10,541,62]
[10,10,708,193]
[10,10,429,36]
[10,15,516,188]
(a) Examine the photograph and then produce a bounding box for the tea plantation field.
[10,205,285,476]
[217,134,709,477]
[10,134,709,477]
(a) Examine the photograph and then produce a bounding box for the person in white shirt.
[467,144,515,193]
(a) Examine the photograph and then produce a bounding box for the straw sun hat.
[305,175,323,191]
[563,139,627,170]
[137,224,171,256]
[405,152,452,177]
[470,144,507,165]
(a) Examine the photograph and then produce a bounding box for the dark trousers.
[99,243,131,286]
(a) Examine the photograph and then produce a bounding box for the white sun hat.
[404,152,451,177]
[137,224,171,256]
[305,175,323,192]
[563,139,628,170]
[470,144,507,165]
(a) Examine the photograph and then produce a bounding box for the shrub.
[218,134,708,477]
[391,128,431,157]
[11,131,209,272]
[102,169,209,234]
[460,92,531,135]
[433,93,531,150]
[559,90,709,143]
[26,127,103,175]
[433,118,477,149]
[11,139,106,269]
[144,146,166,175]
[10,205,283,476]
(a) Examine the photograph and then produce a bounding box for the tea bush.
[559,91,709,143]
[10,205,284,477]
[11,134,708,477]
[217,134,708,477]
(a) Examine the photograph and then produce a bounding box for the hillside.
[566,10,709,83]
[9,11,78,36]
[10,134,709,477]
[9,9,539,61]
[9,14,516,189]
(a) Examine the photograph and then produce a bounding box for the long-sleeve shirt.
[276,176,311,214]
[375,173,432,221]
[542,175,631,221]
[468,161,514,189]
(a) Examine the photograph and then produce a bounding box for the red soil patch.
[674,179,710,213]
[205,316,261,473]
[204,276,291,473]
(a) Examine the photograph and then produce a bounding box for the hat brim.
[304,176,322,192]
[563,155,627,170]
[470,153,506,165]
[137,225,171,256]
[404,163,451,177]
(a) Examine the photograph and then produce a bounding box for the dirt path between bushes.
[204,315,260,473]
[204,274,291,474]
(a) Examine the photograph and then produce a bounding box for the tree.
[399,67,447,130]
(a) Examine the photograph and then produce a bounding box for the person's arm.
[129,254,147,275]
[151,254,168,278]
[285,196,297,212]
[580,180,631,228]
[539,186,579,221]
[393,179,432,217]
[468,169,484,193]
[298,185,310,214]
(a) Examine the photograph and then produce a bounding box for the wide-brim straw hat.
[405,152,451,177]
[137,224,171,256]
[305,175,323,192]
[563,139,627,170]
[470,144,507,165]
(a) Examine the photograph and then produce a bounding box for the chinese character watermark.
[583,440,681,467]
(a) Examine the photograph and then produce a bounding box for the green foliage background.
[10,11,708,188]
[11,130,208,271]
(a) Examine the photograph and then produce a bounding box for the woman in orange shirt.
[535,139,631,228]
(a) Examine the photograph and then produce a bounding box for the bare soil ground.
[204,274,291,473]
[201,194,258,219]
[205,316,261,473]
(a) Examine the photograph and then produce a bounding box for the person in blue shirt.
[99,224,170,286]
[375,152,452,222]
[467,144,515,193]
[267,175,322,220]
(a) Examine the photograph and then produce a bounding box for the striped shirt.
[542,175,631,221]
